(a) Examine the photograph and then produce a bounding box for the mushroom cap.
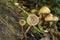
[19,19,26,26]
[39,6,50,14]
[27,14,39,26]
[53,16,58,21]
[45,14,53,21]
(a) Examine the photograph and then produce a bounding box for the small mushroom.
[38,6,50,14]
[19,19,26,39]
[19,19,26,26]
[27,14,39,26]
[45,14,53,21]
[25,14,39,34]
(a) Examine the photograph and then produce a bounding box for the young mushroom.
[19,19,26,39]
[25,14,39,34]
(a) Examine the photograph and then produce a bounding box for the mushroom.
[25,14,39,34]
[27,14,39,26]
[19,19,26,26]
[45,13,53,21]
[38,6,50,14]
[19,19,26,39]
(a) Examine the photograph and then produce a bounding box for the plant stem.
[25,25,31,34]
[18,6,29,16]
[49,22,54,40]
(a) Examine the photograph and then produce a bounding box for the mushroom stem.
[22,26,24,35]
[21,26,24,40]
[25,25,31,34]
[21,26,27,40]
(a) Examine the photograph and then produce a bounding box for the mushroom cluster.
[19,6,59,35]
[38,6,58,22]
